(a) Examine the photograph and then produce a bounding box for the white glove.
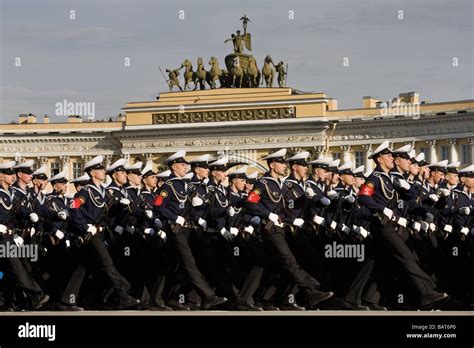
[313,215,325,225]
[319,197,331,206]
[13,234,24,247]
[58,210,68,220]
[420,221,429,232]
[397,217,407,227]
[244,225,254,234]
[0,224,7,234]
[220,228,233,241]
[268,213,279,224]
[157,230,167,241]
[230,227,239,236]
[439,188,450,197]
[175,216,185,226]
[227,206,236,217]
[459,207,471,215]
[87,224,97,236]
[198,218,207,230]
[429,223,436,232]
[383,208,393,220]
[443,224,452,233]
[460,227,469,235]
[341,224,351,234]
[398,179,411,190]
[55,230,65,240]
[305,187,315,198]
[358,226,369,238]
[143,228,155,236]
[119,198,130,205]
[30,227,36,237]
[145,210,153,219]
[429,194,439,203]
[114,225,124,235]
[344,195,355,204]
[29,212,39,223]
[192,196,204,207]
[327,190,339,200]
[330,221,337,230]
[292,218,304,227]
[412,222,421,232]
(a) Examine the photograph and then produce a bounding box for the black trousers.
[61,233,130,305]
[0,237,43,298]
[171,226,215,300]
[264,225,320,297]
[371,218,436,298]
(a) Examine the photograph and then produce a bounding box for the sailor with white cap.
[155,150,228,310]
[187,154,214,233]
[208,157,236,242]
[308,157,332,192]
[70,173,90,193]
[246,149,334,310]
[424,160,450,203]
[440,161,461,191]
[0,160,49,310]
[282,151,311,230]
[43,170,70,245]
[124,161,143,200]
[31,165,49,208]
[11,160,40,226]
[106,158,141,241]
[69,155,140,309]
[358,141,449,309]
[353,165,366,189]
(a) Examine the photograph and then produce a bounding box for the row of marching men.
[0,143,472,311]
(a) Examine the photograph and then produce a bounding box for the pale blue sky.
[0,0,472,123]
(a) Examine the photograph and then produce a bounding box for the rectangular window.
[332,153,341,160]
[354,151,364,167]
[440,146,448,161]
[50,162,60,176]
[461,144,469,164]
[73,162,82,179]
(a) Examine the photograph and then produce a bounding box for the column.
[469,138,474,164]
[362,144,373,170]
[447,139,458,163]
[426,140,437,164]
[60,156,70,177]
[143,153,154,166]
[104,155,113,168]
[340,145,352,163]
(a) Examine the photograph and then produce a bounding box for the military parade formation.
[0,142,473,312]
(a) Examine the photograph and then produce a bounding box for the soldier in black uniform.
[155,150,227,310]
[69,155,140,309]
[246,149,334,310]
[0,161,49,311]
[358,141,449,309]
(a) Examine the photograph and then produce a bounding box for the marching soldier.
[245,149,334,310]
[155,150,228,310]
[358,141,449,309]
[0,161,49,310]
[68,155,140,309]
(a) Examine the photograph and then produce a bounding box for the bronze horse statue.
[261,55,275,87]
[180,59,198,91]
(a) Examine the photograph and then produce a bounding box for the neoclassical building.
[1,87,473,191]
